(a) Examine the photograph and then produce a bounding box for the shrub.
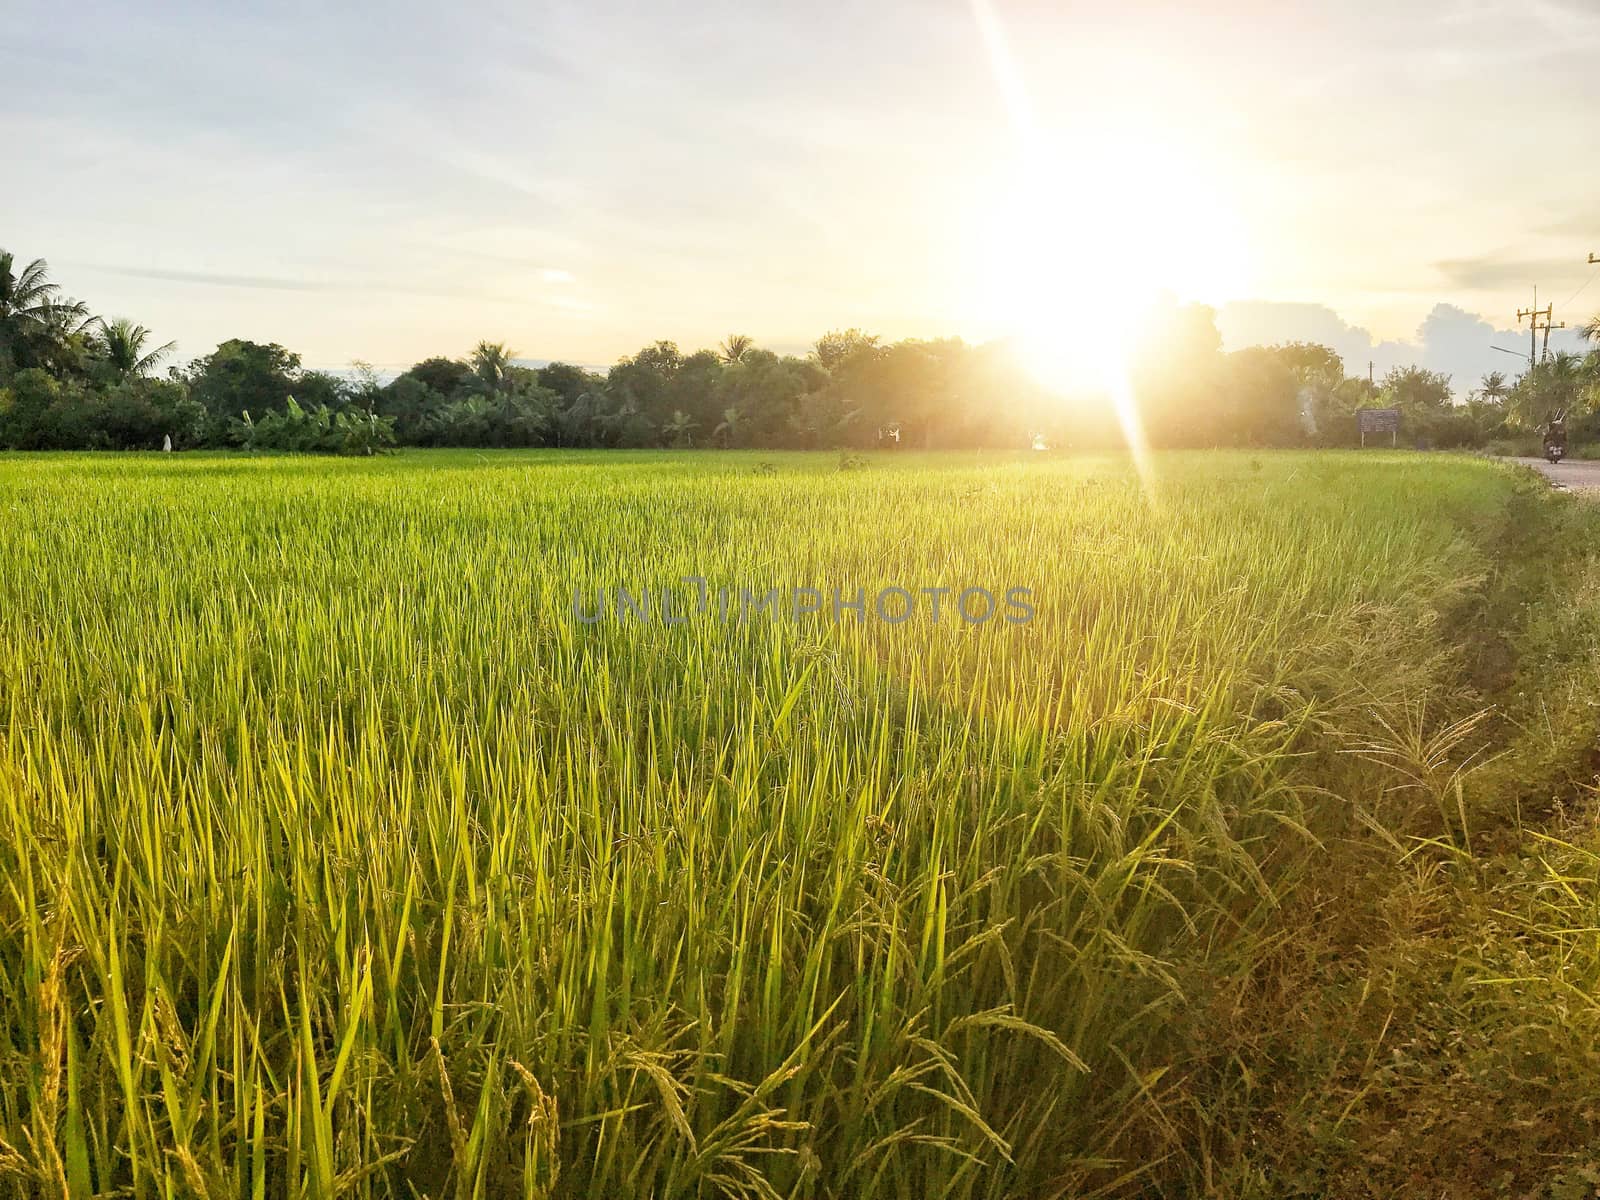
[235,396,396,455]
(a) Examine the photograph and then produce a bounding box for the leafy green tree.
[1219,347,1304,446]
[0,368,66,447]
[604,396,659,448]
[812,329,880,372]
[530,362,602,446]
[1129,302,1224,446]
[606,341,685,439]
[1264,343,1343,440]
[403,356,476,399]
[1380,365,1452,417]
[0,369,190,450]
[1335,376,1380,408]
[376,376,445,443]
[1307,375,1380,446]
[92,378,206,449]
[187,340,304,429]
[716,350,818,447]
[536,362,601,405]
[826,339,968,449]
[347,361,384,414]
[377,356,481,442]
[787,385,856,448]
[1461,397,1508,445]
[1271,342,1345,391]
[492,389,556,446]
[293,370,349,411]
[30,296,97,380]
[665,349,726,434]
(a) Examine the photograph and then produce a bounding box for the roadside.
[1212,466,1600,1198]
[1507,454,1600,491]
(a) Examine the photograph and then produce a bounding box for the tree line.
[5,248,1599,454]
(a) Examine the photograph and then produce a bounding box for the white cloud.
[1217,299,1593,395]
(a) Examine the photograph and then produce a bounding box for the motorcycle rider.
[1544,418,1568,461]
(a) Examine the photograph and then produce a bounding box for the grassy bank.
[0,450,1594,1198]
[1212,464,1600,1198]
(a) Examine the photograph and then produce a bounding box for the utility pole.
[1543,312,1566,361]
[1517,287,1540,367]
[1517,286,1565,365]
[1590,253,1599,265]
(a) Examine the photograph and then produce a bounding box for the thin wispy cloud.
[78,266,345,293]
[1435,254,1586,292]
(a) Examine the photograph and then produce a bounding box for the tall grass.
[0,450,1523,1197]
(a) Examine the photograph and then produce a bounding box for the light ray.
[969,0,1212,501]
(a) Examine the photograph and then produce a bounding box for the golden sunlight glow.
[967,0,1253,497]
[976,131,1251,395]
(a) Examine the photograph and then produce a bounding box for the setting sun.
[976,130,1252,395]
[968,0,1251,397]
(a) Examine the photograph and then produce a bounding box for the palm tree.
[97,317,175,381]
[1477,370,1510,404]
[1546,350,1585,396]
[469,341,515,391]
[713,405,743,448]
[720,334,754,364]
[0,252,60,333]
[34,296,95,377]
[1582,313,1600,345]
[0,252,86,371]
[1580,345,1600,408]
[663,409,697,448]
[1509,351,1587,430]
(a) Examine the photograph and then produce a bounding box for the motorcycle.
[1545,418,1568,465]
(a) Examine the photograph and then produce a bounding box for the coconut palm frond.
[469,341,516,390]
[97,317,175,380]
[1,252,68,326]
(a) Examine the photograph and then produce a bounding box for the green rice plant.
[0,449,1545,1197]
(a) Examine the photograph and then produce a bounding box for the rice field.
[0,450,1528,1197]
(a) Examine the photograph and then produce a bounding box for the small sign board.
[1358,408,1400,433]
[1357,407,1400,446]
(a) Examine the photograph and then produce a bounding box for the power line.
[1562,267,1598,308]
[1564,252,1600,307]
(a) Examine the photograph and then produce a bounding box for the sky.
[4,0,1599,387]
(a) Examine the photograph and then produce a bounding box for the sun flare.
[968,1,1251,401]
[976,131,1251,398]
